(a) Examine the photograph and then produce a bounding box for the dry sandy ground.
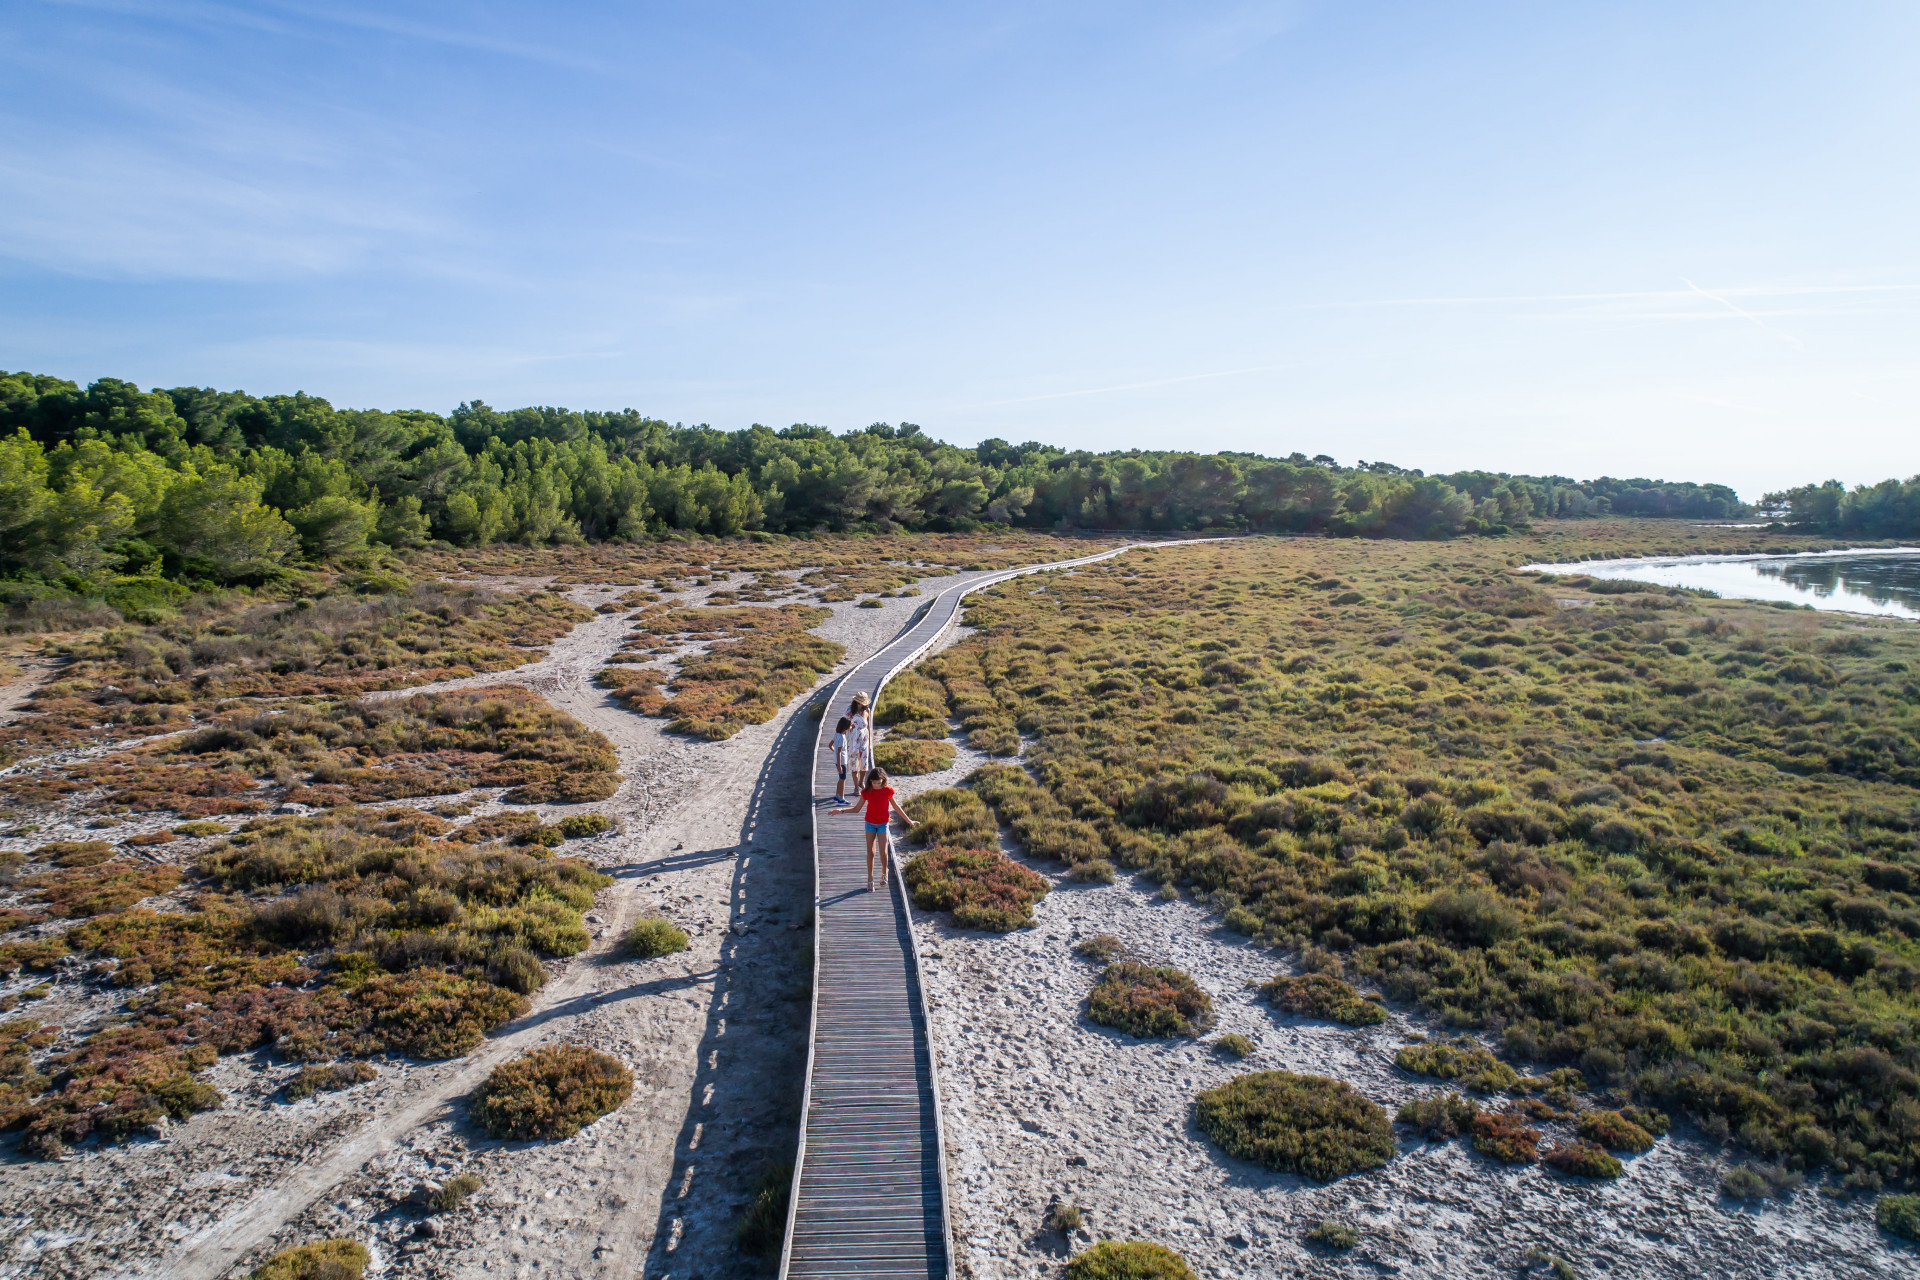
[900,795,1918,1280]
[0,570,976,1280]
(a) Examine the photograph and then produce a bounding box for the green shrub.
[1215,1033,1254,1059]
[1878,1193,1920,1241]
[1469,1108,1539,1163]
[874,738,957,775]
[856,598,885,608]
[1194,1070,1395,1180]
[1543,1140,1623,1179]
[735,1162,792,1257]
[284,1061,377,1102]
[1576,1109,1655,1153]
[626,917,689,958]
[903,846,1048,931]
[172,821,228,837]
[1261,973,1387,1027]
[1306,1220,1359,1249]
[469,1045,633,1140]
[1619,1104,1669,1137]
[429,1171,484,1212]
[1088,962,1214,1037]
[1397,1091,1479,1140]
[1065,1240,1197,1280]
[1048,1202,1084,1232]
[1395,1037,1519,1093]
[248,1239,369,1280]
[1721,1163,1802,1200]
[557,813,613,839]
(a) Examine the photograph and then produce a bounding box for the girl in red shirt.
[830,767,917,892]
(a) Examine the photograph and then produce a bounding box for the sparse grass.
[606,603,842,739]
[1469,1108,1540,1164]
[1576,1109,1656,1153]
[1524,1245,1579,1280]
[1194,1070,1395,1180]
[1064,1240,1197,1280]
[247,1238,369,1280]
[1543,1139,1624,1179]
[1260,973,1387,1027]
[1306,1220,1360,1249]
[284,1061,377,1101]
[1395,1037,1519,1093]
[735,1162,793,1257]
[469,1044,633,1140]
[904,788,998,849]
[1878,1193,1920,1241]
[625,917,690,958]
[874,738,956,775]
[903,846,1049,931]
[1215,1033,1254,1059]
[429,1172,484,1212]
[1087,962,1214,1037]
[1048,1202,1084,1232]
[1396,1091,1479,1140]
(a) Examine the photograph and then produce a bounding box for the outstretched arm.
[890,799,917,826]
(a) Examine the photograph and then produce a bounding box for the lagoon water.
[1523,547,1920,621]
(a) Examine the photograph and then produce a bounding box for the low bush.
[1619,1105,1669,1137]
[902,846,1049,931]
[1543,1140,1623,1179]
[429,1171,483,1212]
[557,813,613,839]
[468,1045,633,1140]
[1260,973,1387,1027]
[248,1239,369,1280]
[626,917,689,959]
[904,789,998,849]
[1194,1070,1395,1180]
[1215,1033,1254,1059]
[1879,1193,1920,1241]
[1306,1220,1360,1249]
[1397,1091,1479,1140]
[874,738,956,776]
[1065,1240,1197,1280]
[172,820,229,837]
[1088,962,1214,1037]
[1576,1109,1655,1153]
[1469,1108,1539,1164]
[1048,1202,1084,1232]
[1395,1037,1519,1093]
[735,1162,793,1258]
[284,1061,377,1101]
[856,598,885,608]
[1074,934,1128,963]
[1721,1163,1802,1200]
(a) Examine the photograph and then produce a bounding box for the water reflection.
[1522,548,1920,620]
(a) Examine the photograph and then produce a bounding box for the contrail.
[1681,278,1807,350]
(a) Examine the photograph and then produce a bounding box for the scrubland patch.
[910,529,1920,1184]
[1065,1240,1196,1280]
[903,846,1049,931]
[1260,972,1386,1026]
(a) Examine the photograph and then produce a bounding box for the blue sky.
[3,1,1916,498]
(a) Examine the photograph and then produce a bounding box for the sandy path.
[0,654,63,728]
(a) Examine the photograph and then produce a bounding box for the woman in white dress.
[845,690,875,795]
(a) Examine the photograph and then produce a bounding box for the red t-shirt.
[863,787,895,825]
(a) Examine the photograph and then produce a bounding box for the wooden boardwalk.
[780,547,1140,1279]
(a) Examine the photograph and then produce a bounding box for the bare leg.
[866,829,878,891]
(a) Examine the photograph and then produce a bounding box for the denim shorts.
[864,820,888,834]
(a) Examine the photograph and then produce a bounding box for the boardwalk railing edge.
[777,537,1231,1279]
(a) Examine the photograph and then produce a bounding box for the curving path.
[781,541,1223,1279]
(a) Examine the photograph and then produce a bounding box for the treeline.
[1764,477,1920,538]
[1,370,1747,584]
